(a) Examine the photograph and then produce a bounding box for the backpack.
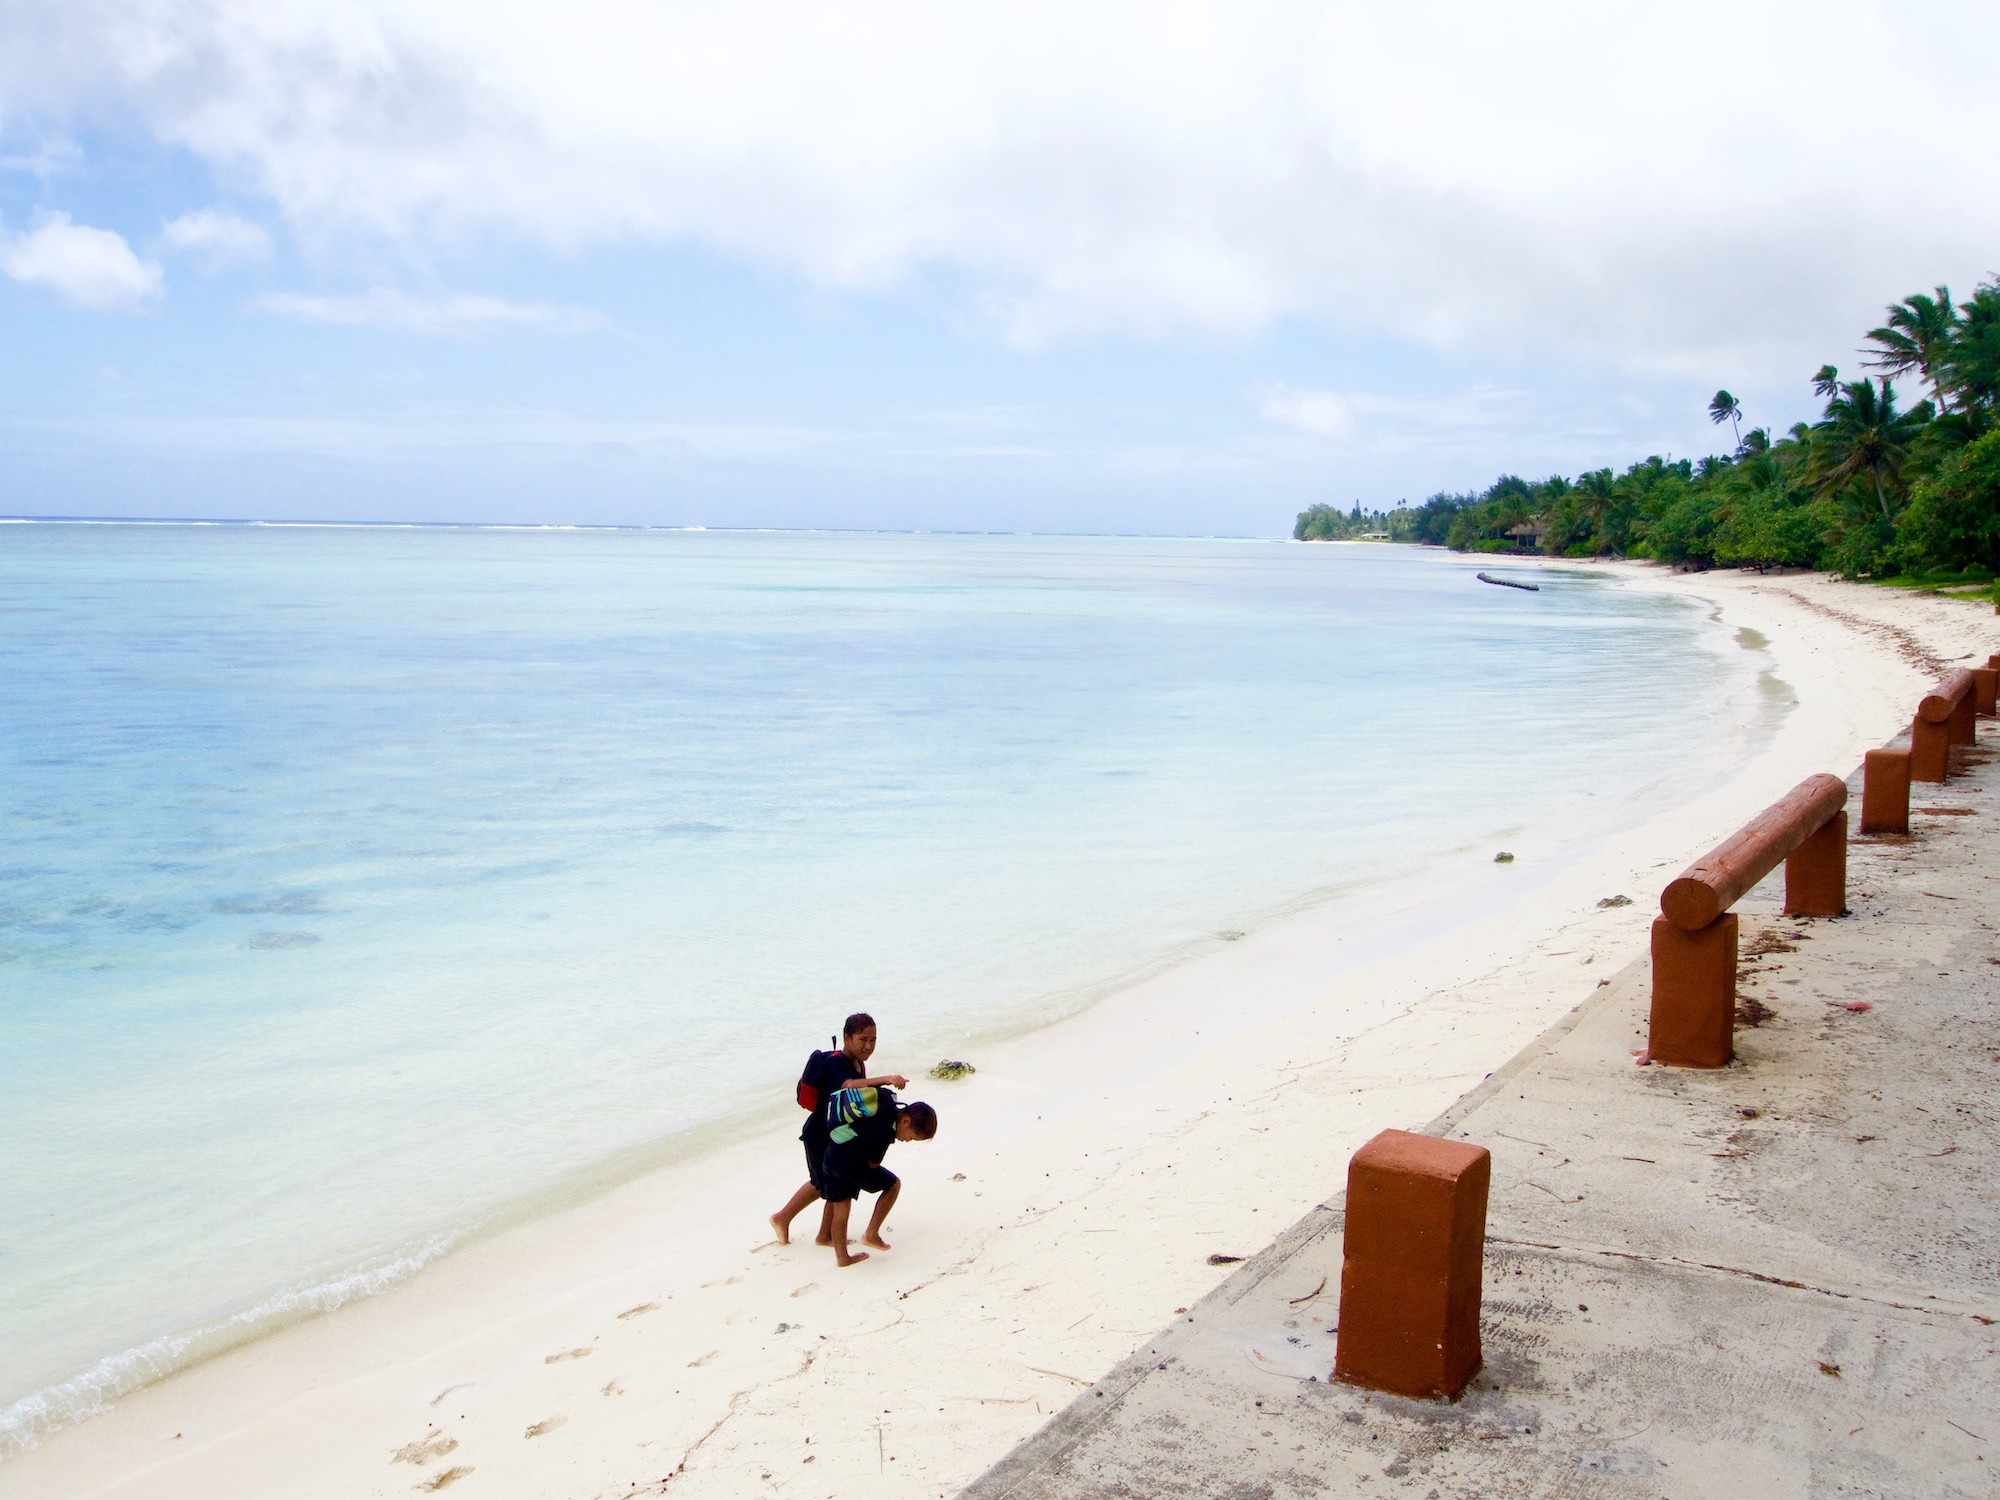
[824,1085,896,1146]
[796,1048,847,1114]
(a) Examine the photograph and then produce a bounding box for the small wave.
[0,1234,454,1460]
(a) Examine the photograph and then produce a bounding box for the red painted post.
[1916,670,1973,778]
[1861,749,1912,834]
[1912,716,1951,782]
[1951,692,1977,746]
[1334,1130,1490,1402]
[1785,810,1847,916]
[1974,667,1998,717]
[1648,914,1737,1068]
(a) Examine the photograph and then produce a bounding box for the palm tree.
[1812,365,1841,400]
[1864,286,1959,411]
[1571,468,1616,551]
[1709,390,1743,447]
[1807,378,1932,523]
[1943,280,2000,419]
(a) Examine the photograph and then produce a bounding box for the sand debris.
[391,1433,458,1466]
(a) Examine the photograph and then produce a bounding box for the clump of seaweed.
[929,1059,977,1081]
[1493,851,1515,864]
[1735,996,1776,1028]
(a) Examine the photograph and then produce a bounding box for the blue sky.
[2,1,1996,535]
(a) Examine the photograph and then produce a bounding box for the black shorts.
[820,1156,898,1204]
[803,1135,832,1195]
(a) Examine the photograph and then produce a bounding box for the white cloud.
[1260,386,1353,440]
[162,209,271,268]
[258,287,605,335]
[0,212,161,308]
[1,3,1997,369]
[1261,383,1592,467]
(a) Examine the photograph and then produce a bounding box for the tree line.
[1294,277,2000,579]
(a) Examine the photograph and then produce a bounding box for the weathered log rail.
[1648,774,1848,1068]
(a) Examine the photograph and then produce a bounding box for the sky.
[1,1,1995,535]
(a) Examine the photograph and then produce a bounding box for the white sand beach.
[4,562,1994,1500]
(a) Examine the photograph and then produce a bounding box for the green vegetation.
[1294,278,2000,580]
[1293,502,1390,540]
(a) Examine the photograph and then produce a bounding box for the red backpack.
[796,1046,844,1113]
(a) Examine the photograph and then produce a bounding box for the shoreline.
[4,561,1993,1500]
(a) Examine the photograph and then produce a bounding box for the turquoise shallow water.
[0,526,1768,1448]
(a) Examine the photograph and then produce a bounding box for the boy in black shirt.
[769,1012,907,1246]
[818,1086,938,1266]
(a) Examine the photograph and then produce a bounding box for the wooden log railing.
[1649,773,1848,1068]
[1913,668,1974,782]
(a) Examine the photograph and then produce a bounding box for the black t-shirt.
[824,1085,898,1172]
[798,1049,862,1145]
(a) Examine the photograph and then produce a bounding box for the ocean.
[0,524,1774,1450]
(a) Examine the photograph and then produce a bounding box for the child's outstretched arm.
[855,1073,908,1089]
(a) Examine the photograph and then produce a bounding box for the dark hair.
[842,1012,877,1037]
[900,1101,938,1140]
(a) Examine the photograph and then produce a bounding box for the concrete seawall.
[961,735,2000,1499]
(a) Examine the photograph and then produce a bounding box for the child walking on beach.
[769,1013,908,1247]
[817,1084,937,1266]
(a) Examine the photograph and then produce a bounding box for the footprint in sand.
[416,1466,473,1491]
[600,1379,624,1397]
[687,1350,720,1368]
[524,1416,567,1439]
[789,1283,818,1298]
[699,1276,744,1289]
[391,1433,458,1465]
[543,1348,593,1364]
[617,1302,660,1320]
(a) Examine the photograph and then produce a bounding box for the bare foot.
[834,1249,871,1267]
[769,1214,790,1246]
[814,1232,833,1246]
[861,1234,891,1252]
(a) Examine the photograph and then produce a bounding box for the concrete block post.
[1951,692,1977,746]
[1911,716,1952,783]
[1974,667,1998,717]
[1861,749,1912,834]
[1334,1130,1490,1402]
[1648,914,1738,1068]
[1784,810,1847,915]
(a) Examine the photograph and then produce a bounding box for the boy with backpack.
[817,1083,938,1266]
[769,1012,908,1246]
